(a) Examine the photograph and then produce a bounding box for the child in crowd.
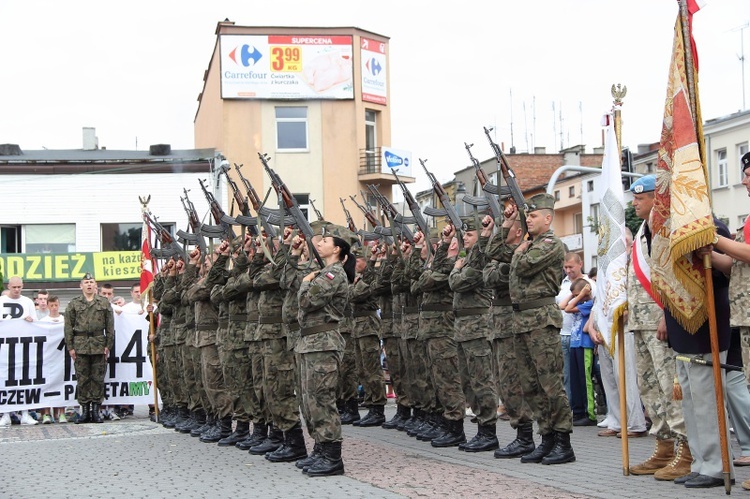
[38,296,68,423]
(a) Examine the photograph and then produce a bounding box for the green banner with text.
[0,252,142,282]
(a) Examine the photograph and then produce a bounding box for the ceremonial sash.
[632,222,663,308]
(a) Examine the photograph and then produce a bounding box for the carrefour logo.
[229,45,262,67]
[366,57,382,76]
[385,151,408,169]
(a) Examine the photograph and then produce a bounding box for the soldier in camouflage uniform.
[252,235,306,462]
[448,217,498,452]
[623,175,689,479]
[296,224,358,477]
[413,229,466,446]
[373,242,401,423]
[383,238,413,429]
[349,242,387,427]
[504,194,574,465]
[151,264,174,424]
[64,273,115,424]
[161,260,190,429]
[484,214,537,458]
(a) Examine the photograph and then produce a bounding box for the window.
[590,204,600,233]
[101,223,142,251]
[25,224,75,253]
[569,186,575,198]
[646,162,654,173]
[574,213,583,233]
[365,110,377,170]
[1,225,21,253]
[717,149,728,187]
[294,194,310,222]
[554,190,560,201]
[587,180,594,192]
[275,106,308,150]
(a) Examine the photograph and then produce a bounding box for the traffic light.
[621,147,633,190]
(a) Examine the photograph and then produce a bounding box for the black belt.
[492,298,513,307]
[259,315,284,324]
[512,297,556,312]
[420,304,452,312]
[246,313,260,322]
[195,324,216,331]
[73,331,101,336]
[353,310,378,319]
[300,323,339,337]
[454,307,490,318]
[229,314,247,322]
[403,306,419,314]
[286,321,300,332]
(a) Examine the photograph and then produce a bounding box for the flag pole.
[611,83,629,476]
[147,288,160,422]
[679,0,731,492]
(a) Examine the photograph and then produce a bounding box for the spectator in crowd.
[122,284,145,314]
[99,283,114,301]
[35,290,50,320]
[39,295,68,424]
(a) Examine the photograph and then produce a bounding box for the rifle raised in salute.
[259,152,325,268]
[464,142,505,219]
[198,178,236,241]
[483,126,528,236]
[340,197,357,233]
[349,193,392,244]
[419,158,464,247]
[177,188,208,255]
[218,163,258,235]
[143,209,185,260]
[310,198,324,222]
[367,184,414,243]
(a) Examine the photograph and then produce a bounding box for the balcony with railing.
[358,147,415,184]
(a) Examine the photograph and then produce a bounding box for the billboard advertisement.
[360,37,387,105]
[381,147,412,177]
[220,34,354,100]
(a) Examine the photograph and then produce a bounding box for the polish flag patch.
[325,272,335,280]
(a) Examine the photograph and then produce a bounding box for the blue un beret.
[629,174,656,194]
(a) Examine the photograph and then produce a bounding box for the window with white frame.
[1,225,22,253]
[25,224,76,253]
[739,143,749,181]
[717,149,728,187]
[365,110,377,170]
[275,106,308,151]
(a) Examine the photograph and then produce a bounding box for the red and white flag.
[140,206,155,299]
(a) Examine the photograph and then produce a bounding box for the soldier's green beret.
[310,220,330,236]
[81,272,94,281]
[323,224,359,248]
[526,193,556,212]
[460,216,479,232]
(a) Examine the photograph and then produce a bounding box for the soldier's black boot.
[199,415,222,442]
[339,398,360,425]
[90,403,104,423]
[403,408,424,433]
[218,420,249,447]
[495,422,535,458]
[541,431,576,465]
[462,423,499,452]
[297,442,322,470]
[431,418,466,448]
[249,426,284,455]
[266,423,308,463]
[408,410,434,437]
[75,403,91,424]
[162,405,178,428]
[417,413,443,441]
[357,405,385,427]
[306,441,345,477]
[396,406,414,431]
[382,404,409,430]
[520,432,555,463]
[178,409,203,434]
[172,406,190,430]
[237,422,268,450]
[191,412,212,437]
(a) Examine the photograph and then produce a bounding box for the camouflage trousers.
[514,327,573,435]
[74,353,106,404]
[179,341,201,412]
[492,336,533,428]
[382,337,405,406]
[200,343,232,417]
[337,332,358,403]
[740,327,750,384]
[220,346,250,421]
[190,344,208,413]
[397,338,412,408]
[262,338,300,431]
[406,338,439,413]
[354,335,387,407]
[633,328,686,440]
[243,341,265,424]
[164,343,187,408]
[426,336,465,421]
[151,343,172,407]
[457,337,498,426]
[299,349,343,443]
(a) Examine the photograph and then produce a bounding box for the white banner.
[0,312,158,410]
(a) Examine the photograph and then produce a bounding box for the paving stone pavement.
[0,403,745,498]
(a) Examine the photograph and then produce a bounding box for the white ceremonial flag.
[594,112,629,351]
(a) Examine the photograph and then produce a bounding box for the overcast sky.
[1,0,748,192]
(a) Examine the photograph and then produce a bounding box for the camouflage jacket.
[180,265,199,346]
[152,274,174,346]
[350,259,381,339]
[296,261,348,354]
[730,229,750,327]
[401,250,423,340]
[484,227,517,339]
[64,294,115,355]
[187,256,226,347]
[414,240,455,340]
[373,253,396,338]
[449,236,492,342]
[253,248,287,340]
[162,272,187,345]
[509,229,565,334]
[626,226,662,331]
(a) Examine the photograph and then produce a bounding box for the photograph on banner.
[0,312,158,411]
